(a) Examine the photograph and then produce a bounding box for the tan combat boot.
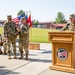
[14,55,17,59]
[8,55,11,59]
[0,49,2,54]
[3,52,7,55]
[19,53,23,59]
[3,50,7,55]
[25,53,28,60]
[3,44,7,55]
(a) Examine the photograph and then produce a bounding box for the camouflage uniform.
[61,14,75,31]
[61,23,75,31]
[4,15,17,59]
[19,21,29,60]
[0,34,8,55]
[0,34,3,54]
[2,35,8,55]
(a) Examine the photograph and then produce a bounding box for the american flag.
[12,14,23,25]
[12,18,20,25]
[12,13,32,27]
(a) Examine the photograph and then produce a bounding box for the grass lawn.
[29,28,59,43]
[0,27,59,43]
[0,27,3,34]
[29,28,50,43]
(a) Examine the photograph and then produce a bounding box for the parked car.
[37,25,42,28]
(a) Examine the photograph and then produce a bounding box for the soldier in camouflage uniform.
[0,34,7,55]
[4,15,17,59]
[61,14,75,31]
[17,17,29,60]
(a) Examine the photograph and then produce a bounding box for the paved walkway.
[0,43,74,75]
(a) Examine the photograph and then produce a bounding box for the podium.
[48,31,75,73]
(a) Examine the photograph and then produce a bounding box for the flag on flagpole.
[12,14,23,25]
[25,15,29,24]
[12,18,19,25]
[18,14,23,20]
[28,12,32,27]
[25,11,29,24]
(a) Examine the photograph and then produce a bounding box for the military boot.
[19,53,23,59]
[8,54,11,59]
[3,52,7,55]
[3,44,7,55]
[19,51,23,59]
[13,50,17,59]
[0,48,2,54]
[25,52,28,60]
[14,55,17,59]
[3,50,7,55]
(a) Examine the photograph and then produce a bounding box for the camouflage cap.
[7,15,12,19]
[69,14,75,18]
[20,17,26,22]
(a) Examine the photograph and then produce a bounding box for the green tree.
[17,10,25,17]
[33,19,39,27]
[55,12,65,24]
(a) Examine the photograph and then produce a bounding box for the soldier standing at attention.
[17,17,29,60]
[4,15,17,59]
[61,14,75,31]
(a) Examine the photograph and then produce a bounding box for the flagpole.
[26,11,28,15]
[29,11,32,42]
[30,11,32,42]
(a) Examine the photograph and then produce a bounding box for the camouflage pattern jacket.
[4,21,17,38]
[61,23,75,31]
[19,23,29,43]
[0,34,3,46]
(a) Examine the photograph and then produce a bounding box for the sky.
[0,0,75,22]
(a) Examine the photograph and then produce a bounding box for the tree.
[33,19,39,27]
[17,10,25,17]
[55,12,65,24]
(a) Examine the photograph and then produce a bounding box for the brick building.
[38,21,66,29]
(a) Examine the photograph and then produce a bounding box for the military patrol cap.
[20,17,26,22]
[69,14,75,19]
[7,15,12,19]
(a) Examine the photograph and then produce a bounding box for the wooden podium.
[48,31,75,73]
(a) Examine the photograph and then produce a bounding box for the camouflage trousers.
[19,39,29,55]
[3,42,7,53]
[7,37,16,56]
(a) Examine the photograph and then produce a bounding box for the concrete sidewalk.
[0,43,74,75]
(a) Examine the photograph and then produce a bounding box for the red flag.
[28,13,32,27]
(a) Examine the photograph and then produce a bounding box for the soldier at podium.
[61,14,75,31]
